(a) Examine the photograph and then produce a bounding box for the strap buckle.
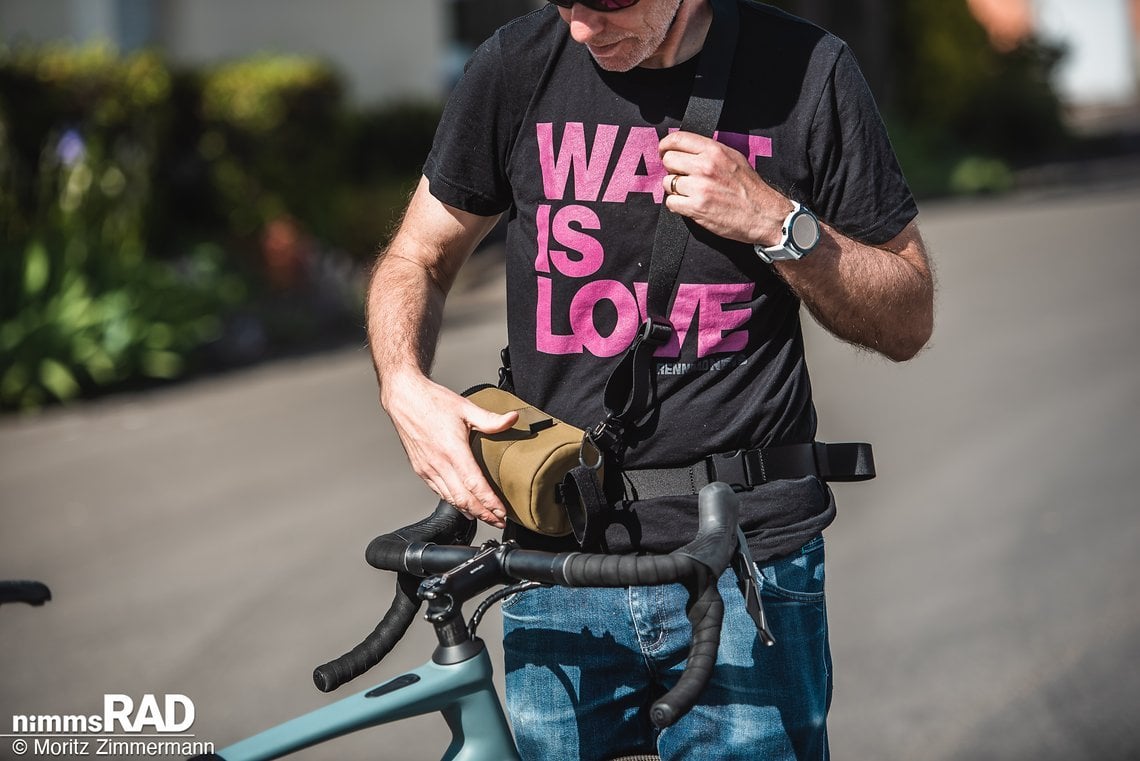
[588,416,624,451]
[497,346,513,390]
[637,317,673,347]
[707,450,758,491]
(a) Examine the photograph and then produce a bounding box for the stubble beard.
[589,0,684,72]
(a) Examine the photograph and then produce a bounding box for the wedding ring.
[669,174,680,195]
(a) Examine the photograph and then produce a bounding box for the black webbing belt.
[620,442,876,501]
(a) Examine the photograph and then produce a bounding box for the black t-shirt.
[424,1,918,561]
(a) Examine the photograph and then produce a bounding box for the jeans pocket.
[756,534,826,603]
[500,585,546,618]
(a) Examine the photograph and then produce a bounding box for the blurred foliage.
[196,54,348,241]
[0,42,434,411]
[337,100,443,255]
[891,0,1067,192]
[767,0,1070,196]
[0,43,244,410]
[350,99,443,179]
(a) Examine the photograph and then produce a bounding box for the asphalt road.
[2,181,1139,761]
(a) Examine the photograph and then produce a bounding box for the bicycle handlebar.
[312,502,475,692]
[0,580,52,606]
[315,483,742,729]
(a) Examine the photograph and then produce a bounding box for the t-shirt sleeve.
[423,34,517,216]
[808,45,918,245]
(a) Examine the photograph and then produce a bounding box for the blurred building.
[0,0,534,104]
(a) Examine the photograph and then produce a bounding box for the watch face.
[790,211,821,251]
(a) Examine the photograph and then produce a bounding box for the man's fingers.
[386,380,512,529]
[420,460,506,529]
[440,467,508,529]
[660,149,705,178]
[658,129,716,155]
[465,404,519,435]
[436,409,511,527]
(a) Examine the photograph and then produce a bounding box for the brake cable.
[468,580,548,638]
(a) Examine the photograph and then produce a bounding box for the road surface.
[2,181,1139,760]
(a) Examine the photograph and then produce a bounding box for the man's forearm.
[774,221,934,362]
[366,247,450,398]
[362,178,514,527]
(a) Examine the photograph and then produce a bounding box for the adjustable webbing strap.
[622,443,876,501]
[643,0,740,327]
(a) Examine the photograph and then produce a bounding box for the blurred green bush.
[767,0,1070,197]
[1,42,439,411]
[196,54,347,241]
[0,43,239,409]
[889,0,1068,196]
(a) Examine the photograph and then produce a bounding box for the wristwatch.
[754,201,821,263]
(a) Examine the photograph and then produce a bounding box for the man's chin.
[586,40,642,71]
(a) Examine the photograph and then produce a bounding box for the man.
[367,0,933,758]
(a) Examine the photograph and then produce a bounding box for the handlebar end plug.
[650,703,680,730]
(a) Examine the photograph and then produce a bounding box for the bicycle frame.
[204,638,518,761]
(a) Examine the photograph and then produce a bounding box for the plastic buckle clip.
[587,416,623,456]
[708,450,751,491]
[637,318,673,347]
[498,346,513,389]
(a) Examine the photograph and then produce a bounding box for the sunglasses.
[547,0,642,12]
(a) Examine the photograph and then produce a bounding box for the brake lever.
[730,527,775,647]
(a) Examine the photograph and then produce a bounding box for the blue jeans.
[501,535,831,761]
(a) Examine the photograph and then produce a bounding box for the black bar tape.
[315,501,476,692]
[556,552,698,588]
[365,536,414,573]
[312,573,422,692]
[0,580,51,606]
[366,501,475,571]
[650,581,725,729]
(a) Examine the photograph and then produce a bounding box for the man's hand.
[382,370,518,529]
[658,131,934,361]
[658,130,790,246]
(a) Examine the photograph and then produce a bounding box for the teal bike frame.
[197,540,523,761]
[210,639,518,761]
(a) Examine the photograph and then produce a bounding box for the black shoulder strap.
[644,0,740,325]
[592,0,741,456]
